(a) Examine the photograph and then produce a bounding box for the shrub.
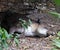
[52,32,60,50]
[0,27,19,50]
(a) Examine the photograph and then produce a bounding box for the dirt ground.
[7,37,53,50]
[4,12,60,50]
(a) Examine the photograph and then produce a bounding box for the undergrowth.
[49,11,60,50]
[52,32,60,50]
[0,27,19,50]
[0,18,32,50]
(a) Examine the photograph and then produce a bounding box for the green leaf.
[52,39,60,48]
[3,42,8,49]
[57,31,60,37]
[0,29,3,34]
[52,48,58,50]
[2,28,9,39]
[48,11,60,18]
[14,38,19,46]
[22,24,28,29]
[53,43,60,48]
[28,19,32,24]
[8,34,13,38]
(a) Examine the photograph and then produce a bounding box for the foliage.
[48,11,60,18]
[49,11,60,50]
[19,18,32,29]
[53,0,60,6]
[52,31,60,50]
[12,33,19,46]
[0,27,11,50]
[0,27,19,50]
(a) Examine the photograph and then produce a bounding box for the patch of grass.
[52,31,60,50]
[53,0,60,6]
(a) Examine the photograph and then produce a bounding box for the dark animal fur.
[0,10,40,33]
[0,10,29,32]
